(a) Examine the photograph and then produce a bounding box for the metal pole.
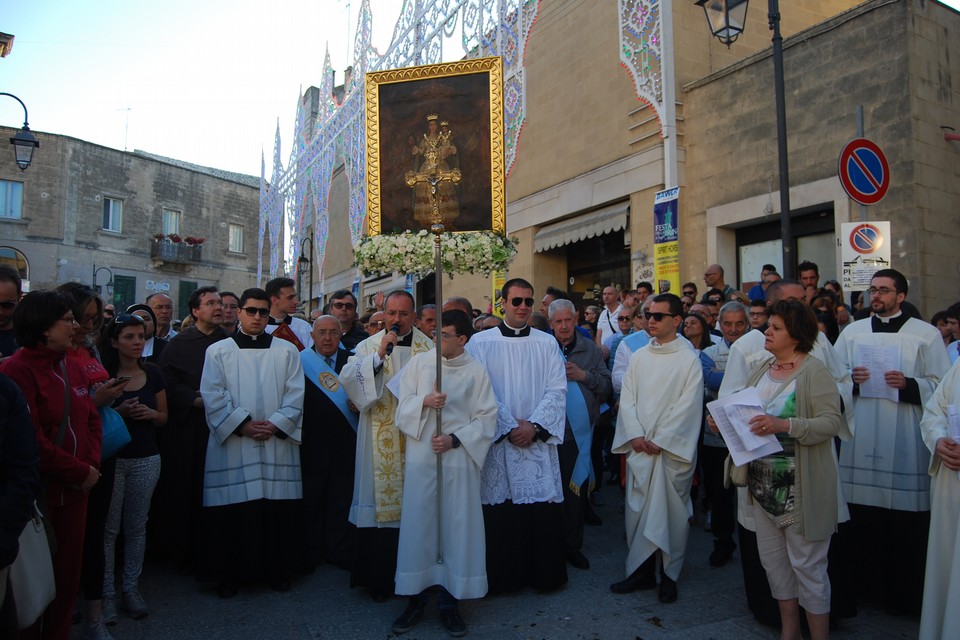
[770,0,794,279]
[432,224,444,564]
[308,233,315,315]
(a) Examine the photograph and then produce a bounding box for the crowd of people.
[0,260,958,640]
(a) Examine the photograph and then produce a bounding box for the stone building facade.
[0,128,265,318]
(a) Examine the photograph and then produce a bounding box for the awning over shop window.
[533,203,629,253]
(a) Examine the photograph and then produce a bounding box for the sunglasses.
[617,315,633,322]
[242,307,271,317]
[509,297,535,308]
[368,320,386,327]
[0,300,16,311]
[682,290,695,297]
[332,301,356,310]
[644,312,676,322]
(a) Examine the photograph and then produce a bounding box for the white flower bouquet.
[354,229,518,278]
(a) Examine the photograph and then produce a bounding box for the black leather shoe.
[658,576,678,603]
[610,567,656,593]
[216,581,239,599]
[391,600,426,634]
[440,608,467,637]
[566,550,590,570]
[709,544,735,567]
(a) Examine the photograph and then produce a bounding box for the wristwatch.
[450,434,461,448]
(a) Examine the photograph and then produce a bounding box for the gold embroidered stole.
[270,323,306,352]
[371,332,433,522]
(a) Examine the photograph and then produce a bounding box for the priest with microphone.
[340,290,434,601]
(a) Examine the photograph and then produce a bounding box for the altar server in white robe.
[199,288,305,598]
[339,290,433,600]
[610,293,703,604]
[465,278,568,595]
[391,310,497,637]
[833,269,949,614]
[918,359,960,640]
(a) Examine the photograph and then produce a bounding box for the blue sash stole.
[566,381,594,495]
[622,330,650,353]
[300,349,359,432]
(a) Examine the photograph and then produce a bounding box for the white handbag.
[9,502,56,629]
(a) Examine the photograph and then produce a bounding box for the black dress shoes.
[566,550,590,570]
[391,599,426,634]
[440,607,467,637]
[609,566,657,593]
[658,575,678,603]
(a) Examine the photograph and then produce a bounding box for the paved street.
[85,485,920,640]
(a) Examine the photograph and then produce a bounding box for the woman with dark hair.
[741,299,844,640]
[98,314,166,623]
[57,283,128,639]
[816,312,840,345]
[682,313,712,352]
[125,303,167,365]
[0,291,102,640]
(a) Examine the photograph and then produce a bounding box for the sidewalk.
[88,485,920,639]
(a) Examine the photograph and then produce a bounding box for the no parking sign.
[838,138,890,205]
[840,221,891,292]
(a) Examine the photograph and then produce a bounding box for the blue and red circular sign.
[838,138,890,206]
[848,223,884,255]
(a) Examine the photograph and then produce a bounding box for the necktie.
[325,356,334,368]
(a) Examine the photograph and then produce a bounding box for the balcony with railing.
[150,238,203,264]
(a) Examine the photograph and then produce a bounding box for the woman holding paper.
[743,299,843,640]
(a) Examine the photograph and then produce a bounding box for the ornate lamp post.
[695,0,794,278]
[0,92,40,171]
[297,232,314,315]
[92,265,115,300]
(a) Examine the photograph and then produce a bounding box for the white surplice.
[835,317,950,511]
[613,337,703,581]
[464,326,566,505]
[394,350,497,600]
[721,328,853,531]
[917,360,960,640]
[200,335,304,507]
[339,328,434,527]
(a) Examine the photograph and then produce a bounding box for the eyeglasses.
[509,297,535,308]
[0,300,17,311]
[617,316,633,322]
[749,311,767,318]
[58,314,78,325]
[242,307,271,317]
[431,330,460,340]
[332,301,355,310]
[866,286,896,296]
[367,320,385,328]
[644,312,675,322]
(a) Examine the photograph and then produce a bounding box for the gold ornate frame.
[365,56,505,236]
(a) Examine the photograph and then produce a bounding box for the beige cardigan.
[745,355,844,540]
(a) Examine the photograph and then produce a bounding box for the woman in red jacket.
[0,291,102,640]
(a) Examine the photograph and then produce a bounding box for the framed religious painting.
[365,56,505,236]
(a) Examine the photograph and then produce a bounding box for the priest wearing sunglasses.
[610,293,703,604]
[465,277,568,595]
[198,287,305,598]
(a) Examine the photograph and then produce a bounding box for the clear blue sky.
[2,0,958,179]
[1,0,403,177]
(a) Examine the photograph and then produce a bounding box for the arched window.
[0,247,28,281]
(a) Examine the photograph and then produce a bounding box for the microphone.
[385,324,401,356]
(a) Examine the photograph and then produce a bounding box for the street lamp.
[696,0,794,279]
[0,92,40,171]
[92,265,115,299]
[297,232,314,315]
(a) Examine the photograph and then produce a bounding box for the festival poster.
[491,271,505,317]
[653,187,680,294]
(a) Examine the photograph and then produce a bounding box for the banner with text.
[653,187,680,295]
